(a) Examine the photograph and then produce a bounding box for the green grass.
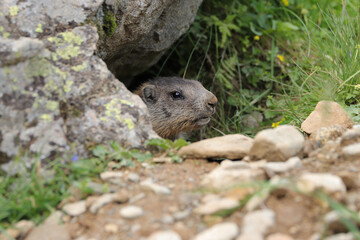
[0,141,160,228]
[143,0,360,138]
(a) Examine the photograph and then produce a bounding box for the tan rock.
[266,233,294,240]
[201,160,266,189]
[178,134,253,160]
[249,125,304,162]
[25,211,70,240]
[301,101,353,134]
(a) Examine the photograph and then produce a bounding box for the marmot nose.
[207,95,218,113]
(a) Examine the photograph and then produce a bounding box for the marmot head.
[135,77,218,139]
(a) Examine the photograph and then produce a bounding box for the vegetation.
[146,0,360,138]
[0,141,156,228]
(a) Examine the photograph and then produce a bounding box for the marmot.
[134,77,218,139]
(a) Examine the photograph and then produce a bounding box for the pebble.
[178,134,254,160]
[100,171,123,180]
[324,233,354,240]
[250,125,305,162]
[264,157,302,176]
[195,197,239,215]
[62,200,86,216]
[140,178,171,195]
[1,220,35,239]
[341,127,360,146]
[194,222,239,240]
[297,173,346,194]
[161,214,175,224]
[89,193,116,213]
[309,125,347,149]
[104,223,119,233]
[127,172,140,182]
[324,211,347,233]
[266,233,294,240]
[201,160,266,189]
[301,101,353,134]
[129,192,146,204]
[342,142,360,159]
[119,205,144,219]
[147,230,182,240]
[173,208,192,220]
[237,209,275,240]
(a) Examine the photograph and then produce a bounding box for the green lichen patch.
[25,57,51,78]
[35,24,43,33]
[48,32,83,46]
[71,62,87,72]
[9,6,19,17]
[63,80,74,93]
[0,26,10,38]
[103,11,117,37]
[123,118,134,130]
[102,98,135,130]
[46,101,59,111]
[55,45,80,60]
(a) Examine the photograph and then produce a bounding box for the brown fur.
[134,77,217,139]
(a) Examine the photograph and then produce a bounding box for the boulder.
[301,101,353,134]
[0,0,203,172]
[97,0,204,82]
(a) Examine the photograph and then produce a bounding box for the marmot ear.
[142,85,157,104]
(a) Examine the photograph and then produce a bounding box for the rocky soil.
[2,101,360,240]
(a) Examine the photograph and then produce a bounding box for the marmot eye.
[171,91,183,99]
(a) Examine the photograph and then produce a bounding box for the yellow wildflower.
[254,35,260,41]
[272,118,285,128]
[277,54,285,63]
[282,0,289,6]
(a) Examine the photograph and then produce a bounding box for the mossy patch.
[103,11,117,37]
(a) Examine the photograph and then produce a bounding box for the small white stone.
[127,172,140,182]
[266,233,294,240]
[195,198,239,215]
[100,171,123,180]
[342,143,360,159]
[237,209,275,240]
[194,222,239,240]
[140,178,171,195]
[119,205,144,219]
[297,173,346,194]
[63,200,87,216]
[201,160,266,189]
[104,223,118,233]
[173,208,192,220]
[325,233,354,240]
[129,192,146,204]
[147,230,182,240]
[265,157,302,175]
[161,214,175,224]
[89,193,115,213]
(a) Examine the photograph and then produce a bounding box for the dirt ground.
[64,148,360,240]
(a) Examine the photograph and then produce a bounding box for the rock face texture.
[0,0,202,172]
[97,0,204,83]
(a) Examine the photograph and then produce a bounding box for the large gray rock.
[97,0,204,82]
[1,0,202,172]
[0,25,156,171]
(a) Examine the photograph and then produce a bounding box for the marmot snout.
[134,77,217,139]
